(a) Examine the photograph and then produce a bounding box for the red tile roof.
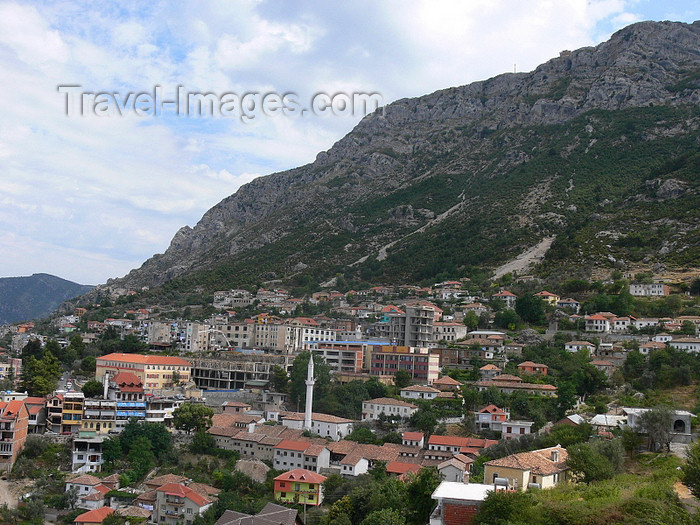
[365,397,417,408]
[274,440,312,452]
[156,483,212,507]
[274,469,326,484]
[432,376,461,385]
[386,461,421,475]
[97,353,190,366]
[75,507,114,524]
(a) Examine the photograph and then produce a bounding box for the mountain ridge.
[105,20,700,294]
[0,273,94,324]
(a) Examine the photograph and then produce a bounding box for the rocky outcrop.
[110,21,700,290]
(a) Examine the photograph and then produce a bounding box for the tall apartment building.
[380,305,437,348]
[147,320,174,345]
[370,346,440,383]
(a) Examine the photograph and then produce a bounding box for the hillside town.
[0,273,699,524]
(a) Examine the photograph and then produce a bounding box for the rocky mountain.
[0,274,93,323]
[113,20,700,293]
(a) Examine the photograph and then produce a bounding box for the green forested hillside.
[0,273,93,323]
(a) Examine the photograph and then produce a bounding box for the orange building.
[96,353,191,391]
[517,361,548,376]
[0,399,29,472]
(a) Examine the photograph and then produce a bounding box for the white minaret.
[103,371,110,399]
[304,355,315,431]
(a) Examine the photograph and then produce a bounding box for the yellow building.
[484,445,568,491]
[96,353,191,391]
[534,291,560,305]
[61,392,84,433]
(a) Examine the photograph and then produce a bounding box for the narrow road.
[0,479,19,509]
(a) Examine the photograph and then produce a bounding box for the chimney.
[551,448,559,462]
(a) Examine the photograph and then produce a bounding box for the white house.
[437,456,472,483]
[401,431,425,448]
[340,454,370,477]
[278,411,354,441]
[669,338,700,353]
[564,341,596,353]
[273,440,330,473]
[492,291,517,309]
[362,398,418,422]
[629,283,670,296]
[501,420,534,440]
[633,318,659,330]
[400,385,440,400]
[474,405,509,432]
[611,317,633,332]
[585,315,610,332]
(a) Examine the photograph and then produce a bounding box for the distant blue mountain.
[0,273,93,324]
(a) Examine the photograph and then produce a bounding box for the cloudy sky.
[0,0,698,284]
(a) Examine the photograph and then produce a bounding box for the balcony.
[116,402,146,408]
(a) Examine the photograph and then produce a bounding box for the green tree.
[172,403,214,433]
[127,436,155,480]
[571,364,608,396]
[361,508,406,525]
[493,309,519,330]
[405,467,441,525]
[621,427,643,455]
[81,379,104,398]
[366,377,387,399]
[68,334,86,358]
[81,355,97,374]
[690,278,700,296]
[326,496,353,525]
[566,441,616,483]
[21,339,43,360]
[639,405,673,452]
[102,437,122,467]
[394,370,412,388]
[120,420,172,460]
[346,426,379,444]
[680,321,697,336]
[474,490,537,525]
[270,365,289,392]
[515,294,547,325]
[410,407,437,435]
[463,311,479,331]
[22,351,61,396]
[682,440,700,497]
[191,430,216,453]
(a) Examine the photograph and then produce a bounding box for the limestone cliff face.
[112,20,700,289]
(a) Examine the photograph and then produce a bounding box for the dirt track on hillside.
[0,479,18,509]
